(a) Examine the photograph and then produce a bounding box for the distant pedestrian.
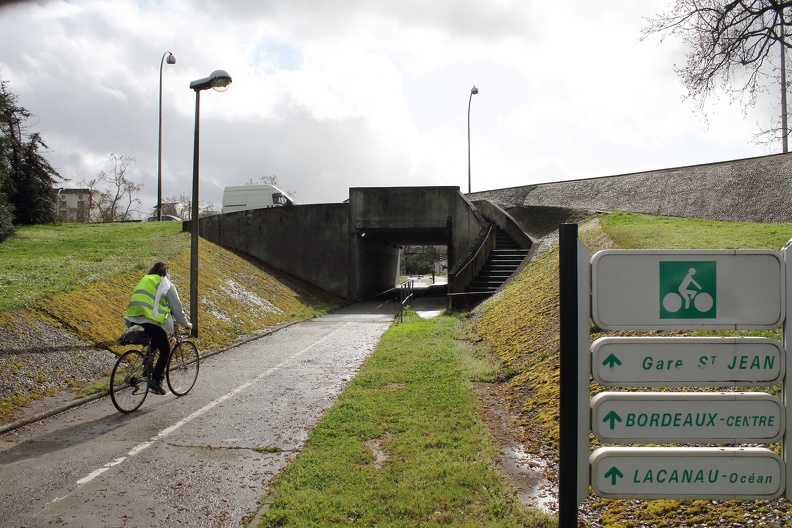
[124,261,191,395]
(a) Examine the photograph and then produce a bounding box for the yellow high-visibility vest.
[126,274,170,324]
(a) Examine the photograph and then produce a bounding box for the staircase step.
[466,285,501,292]
[479,266,515,272]
[478,268,517,279]
[465,220,530,294]
[489,255,525,261]
[485,261,523,268]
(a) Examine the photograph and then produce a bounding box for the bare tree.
[164,193,219,220]
[81,154,142,222]
[164,193,191,220]
[248,174,297,199]
[201,201,221,217]
[642,1,792,150]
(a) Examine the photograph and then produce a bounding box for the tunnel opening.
[354,226,450,302]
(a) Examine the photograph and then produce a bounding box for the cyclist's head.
[689,267,696,275]
[148,261,170,277]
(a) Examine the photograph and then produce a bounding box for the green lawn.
[0,222,188,312]
[600,211,792,250]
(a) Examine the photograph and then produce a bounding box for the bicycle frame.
[111,324,199,413]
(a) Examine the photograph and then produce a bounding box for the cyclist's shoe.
[149,379,167,395]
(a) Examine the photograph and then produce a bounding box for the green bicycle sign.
[659,261,716,319]
[591,249,782,329]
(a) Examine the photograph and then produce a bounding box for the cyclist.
[124,261,192,395]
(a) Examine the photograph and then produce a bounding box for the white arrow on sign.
[590,447,784,500]
[591,336,785,387]
[590,392,785,443]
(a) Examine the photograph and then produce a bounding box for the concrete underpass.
[198,186,533,307]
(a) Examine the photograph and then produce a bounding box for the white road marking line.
[75,457,126,485]
[70,323,349,489]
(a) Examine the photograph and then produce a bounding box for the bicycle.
[110,323,200,413]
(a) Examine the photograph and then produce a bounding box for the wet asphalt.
[0,277,446,527]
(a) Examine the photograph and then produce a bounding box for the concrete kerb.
[0,321,304,436]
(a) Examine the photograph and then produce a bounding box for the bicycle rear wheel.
[167,340,200,396]
[110,350,149,413]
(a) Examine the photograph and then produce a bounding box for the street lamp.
[467,85,478,194]
[157,51,176,221]
[189,69,232,337]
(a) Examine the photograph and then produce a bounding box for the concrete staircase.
[465,225,530,293]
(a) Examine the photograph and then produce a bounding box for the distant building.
[57,188,95,223]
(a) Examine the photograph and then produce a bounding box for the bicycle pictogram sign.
[659,261,716,319]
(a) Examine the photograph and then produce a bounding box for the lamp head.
[471,85,478,95]
[190,69,233,92]
[166,53,176,65]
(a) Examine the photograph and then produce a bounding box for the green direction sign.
[591,337,785,387]
[590,250,784,329]
[590,447,784,500]
[659,261,716,319]
[590,392,785,443]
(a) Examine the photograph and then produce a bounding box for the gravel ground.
[0,315,116,421]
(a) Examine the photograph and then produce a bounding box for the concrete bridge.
[198,186,533,307]
[197,152,791,306]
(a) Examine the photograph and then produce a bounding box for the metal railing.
[398,279,414,322]
[448,224,494,293]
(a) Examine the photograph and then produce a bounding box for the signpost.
[590,392,784,443]
[592,337,785,387]
[556,232,791,526]
[590,447,784,500]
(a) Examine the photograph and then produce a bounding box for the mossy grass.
[475,213,792,526]
[259,310,555,527]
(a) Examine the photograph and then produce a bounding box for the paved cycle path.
[0,295,410,527]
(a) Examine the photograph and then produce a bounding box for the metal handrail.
[398,279,414,322]
[448,224,494,293]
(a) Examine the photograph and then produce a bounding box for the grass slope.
[474,212,792,527]
[0,222,341,422]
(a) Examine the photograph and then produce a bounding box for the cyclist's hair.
[148,261,170,276]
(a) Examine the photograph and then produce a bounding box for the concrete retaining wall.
[199,203,353,299]
[470,153,792,224]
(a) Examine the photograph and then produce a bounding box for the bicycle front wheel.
[167,340,200,396]
[110,350,148,413]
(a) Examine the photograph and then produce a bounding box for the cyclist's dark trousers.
[141,323,170,381]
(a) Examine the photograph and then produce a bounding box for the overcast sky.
[0,0,779,216]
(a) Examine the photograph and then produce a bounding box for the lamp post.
[189,69,232,337]
[467,85,478,194]
[157,52,176,221]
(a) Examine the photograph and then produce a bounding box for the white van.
[222,184,295,213]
